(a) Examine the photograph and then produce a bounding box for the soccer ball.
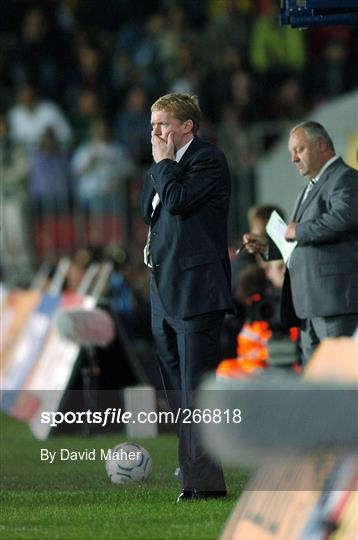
[105,442,152,484]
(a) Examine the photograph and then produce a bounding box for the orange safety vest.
[217,321,300,378]
[217,321,272,378]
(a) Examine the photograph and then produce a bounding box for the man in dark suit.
[243,121,358,364]
[140,93,234,501]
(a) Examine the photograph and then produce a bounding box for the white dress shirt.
[301,155,339,203]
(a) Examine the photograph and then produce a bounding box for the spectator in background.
[201,46,246,123]
[75,41,103,88]
[219,259,300,377]
[12,7,59,99]
[0,41,16,111]
[218,104,254,172]
[269,76,307,122]
[71,117,135,213]
[169,41,203,96]
[265,259,286,290]
[69,89,104,146]
[231,204,285,287]
[0,114,29,191]
[114,18,143,64]
[248,204,285,236]
[132,14,166,97]
[310,38,350,102]
[217,103,255,236]
[250,0,306,78]
[230,69,258,123]
[227,204,285,351]
[249,0,306,118]
[235,264,269,308]
[306,25,352,104]
[0,114,32,277]
[28,127,70,215]
[107,247,136,337]
[8,82,72,149]
[67,38,112,106]
[65,246,103,292]
[114,87,152,165]
[110,48,136,99]
[204,0,253,70]
[159,5,197,84]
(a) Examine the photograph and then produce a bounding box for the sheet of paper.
[266,210,297,263]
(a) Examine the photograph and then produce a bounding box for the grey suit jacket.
[284,157,358,320]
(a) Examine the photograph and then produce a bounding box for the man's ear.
[184,119,193,133]
[317,136,327,152]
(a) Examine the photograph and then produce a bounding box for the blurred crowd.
[1,1,357,365]
[1,1,356,237]
[1,0,356,135]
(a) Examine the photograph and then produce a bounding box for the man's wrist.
[154,157,175,164]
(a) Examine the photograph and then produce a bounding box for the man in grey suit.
[243,121,358,364]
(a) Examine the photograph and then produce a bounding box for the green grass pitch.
[0,414,249,539]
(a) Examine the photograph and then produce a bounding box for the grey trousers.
[300,313,358,365]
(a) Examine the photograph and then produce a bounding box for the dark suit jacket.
[272,157,358,325]
[140,136,235,319]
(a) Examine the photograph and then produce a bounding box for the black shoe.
[176,489,227,502]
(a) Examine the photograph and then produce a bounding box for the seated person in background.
[71,118,135,215]
[8,81,72,149]
[264,259,286,290]
[218,263,300,378]
[225,204,286,354]
[232,203,285,286]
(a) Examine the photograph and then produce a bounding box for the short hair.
[248,204,286,226]
[236,265,267,303]
[290,121,335,151]
[151,93,201,134]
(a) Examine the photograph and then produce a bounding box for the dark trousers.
[150,278,226,492]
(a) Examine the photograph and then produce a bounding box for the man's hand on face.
[152,131,175,163]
